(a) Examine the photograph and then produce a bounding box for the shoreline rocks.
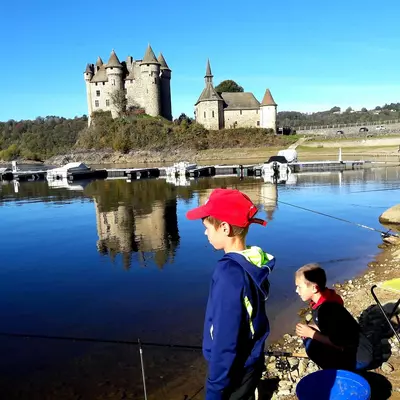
[264,238,400,399]
[380,204,400,226]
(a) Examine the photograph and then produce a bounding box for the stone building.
[194,60,277,131]
[84,45,172,125]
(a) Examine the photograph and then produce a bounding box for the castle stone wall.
[195,100,223,130]
[223,109,260,129]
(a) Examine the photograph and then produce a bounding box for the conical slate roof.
[157,53,170,70]
[195,59,222,105]
[141,44,160,65]
[205,59,212,77]
[84,63,93,74]
[195,86,223,105]
[91,64,108,82]
[261,89,277,106]
[96,57,103,67]
[106,50,122,68]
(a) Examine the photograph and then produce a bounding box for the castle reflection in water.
[4,167,395,270]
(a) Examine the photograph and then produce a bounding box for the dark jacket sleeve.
[206,263,245,400]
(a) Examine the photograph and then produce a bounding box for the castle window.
[204,111,206,118]
[240,110,242,115]
[212,111,215,118]
[257,121,260,126]
[95,83,98,86]
[112,79,115,86]
[103,82,105,86]
[95,100,99,107]
[154,78,157,84]
[106,99,110,106]
[256,110,259,114]
[96,90,100,97]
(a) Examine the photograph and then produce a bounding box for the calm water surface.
[0,166,399,399]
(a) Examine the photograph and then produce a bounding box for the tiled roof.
[221,92,260,110]
[157,53,170,70]
[141,44,160,65]
[106,50,122,68]
[261,89,277,106]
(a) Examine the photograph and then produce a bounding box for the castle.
[84,45,172,124]
[194,60,277,131]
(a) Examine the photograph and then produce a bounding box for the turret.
[158,52,172,120]
[105,50,124,117]
[84,64,94,125]
[95,56,103,72]
[260,89,277,132]
[194,60,224,130]
[140,44,161,117]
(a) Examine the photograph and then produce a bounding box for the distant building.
[194,60,277,131]
[84,45,172,125]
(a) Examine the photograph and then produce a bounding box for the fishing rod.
[258,194,399,238]
[0,331,308,358]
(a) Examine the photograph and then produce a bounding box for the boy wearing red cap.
[186,188,275,400]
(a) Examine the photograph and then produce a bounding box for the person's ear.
[220,222,231,236]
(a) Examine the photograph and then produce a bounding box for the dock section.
[0,159,374,184]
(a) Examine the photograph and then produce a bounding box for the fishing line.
[0,331,307,358]
[258,194,399,238]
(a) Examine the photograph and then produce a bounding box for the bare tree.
[110,89,127,117]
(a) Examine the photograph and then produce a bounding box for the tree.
[329,106,341,113]
[174,113,193,125]
[361,107,368,113]
[345,107,353,113]
[215,80,244,93]
[110,89,127,117]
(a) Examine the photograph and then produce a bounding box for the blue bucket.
[296,369,371,400]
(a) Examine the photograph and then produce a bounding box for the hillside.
[278,103,400,128]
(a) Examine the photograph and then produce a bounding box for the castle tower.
[158,53,172,121]
[83,63,94,125]
[95,56,103,72]
[105,50,124,118]
[260,89,277,132]
[194,60,224,130]
[140,45,161,117]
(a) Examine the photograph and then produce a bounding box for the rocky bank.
[260,234,400,400]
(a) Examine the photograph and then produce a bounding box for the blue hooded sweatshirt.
[203,246,275,400]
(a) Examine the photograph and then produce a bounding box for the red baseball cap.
[186,188,266,228]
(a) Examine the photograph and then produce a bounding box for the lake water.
[0,166,399,399]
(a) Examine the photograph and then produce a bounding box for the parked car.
[277,126,296,135]
[359,127,369,132]
[375,125,386,131]
[336,130,344,135]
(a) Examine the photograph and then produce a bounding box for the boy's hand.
[296,323,315,339]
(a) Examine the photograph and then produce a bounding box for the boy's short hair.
[186,188,266,228]
[204,215,249,239]
[296,263,327,291]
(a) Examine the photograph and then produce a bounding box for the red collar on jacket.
[310,288,344,310]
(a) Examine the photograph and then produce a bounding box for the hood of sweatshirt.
[221,246,275,299]
[310,288,344,310]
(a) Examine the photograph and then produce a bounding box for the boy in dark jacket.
[295,263,372,370]
[186,188,275,400]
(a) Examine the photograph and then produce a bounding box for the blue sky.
[0,0,399,121]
